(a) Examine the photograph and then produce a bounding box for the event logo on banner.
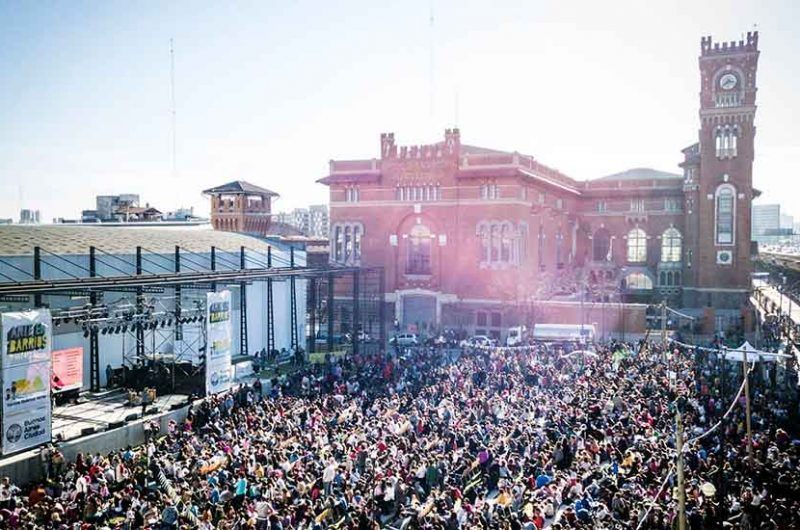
[1,309,52,455]
[205,291,232,395]
[52,347,84,393]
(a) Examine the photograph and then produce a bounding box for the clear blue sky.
[0,0,798,222]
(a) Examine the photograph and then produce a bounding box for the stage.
[52,389,189,442]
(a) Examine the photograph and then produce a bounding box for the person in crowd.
[0,337,798,529]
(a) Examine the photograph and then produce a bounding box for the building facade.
[274,205,330,237]
[319,33,760,333]
[752,204,781,238]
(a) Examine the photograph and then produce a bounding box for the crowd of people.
[1,337,799,529]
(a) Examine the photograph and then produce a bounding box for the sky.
[0,0,798,222]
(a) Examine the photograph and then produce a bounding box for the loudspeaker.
[124,413,139,422]
[107,421,125,430]
[80,427,96,436]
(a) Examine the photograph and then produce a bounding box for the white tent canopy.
[720,341,789,363]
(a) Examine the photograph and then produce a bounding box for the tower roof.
[202,180,280,197]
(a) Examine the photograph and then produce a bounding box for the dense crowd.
[1,339,798,530]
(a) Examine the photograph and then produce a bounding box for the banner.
[52,347,83,392]
[1,309,52,455]
[2,406,51,455]
[2,362,50,412]
[205,291,232,395]
[2,310,52,368]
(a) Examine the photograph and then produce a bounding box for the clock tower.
[683,31,759,309]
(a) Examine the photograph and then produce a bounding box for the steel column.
[266,247,275,355]
[89,246,100,392]
[352,269,360,357]
[308,277,317,354]
[290,247,298,350]
[239,246,248,356]
[327,272,334,353]
[33,246,42,307]
[378,267,386,349]
[174,245,182,341]
[135,246,145,361]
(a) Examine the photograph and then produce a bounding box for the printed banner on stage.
[2,406,51,455]
[2,310,52,368]
[52,347,83,393]
[205,290,232,395]
[2,362,50,413]
[1,309,52,455]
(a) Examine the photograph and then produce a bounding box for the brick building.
[203,180,278,235]
[319,33,760,337]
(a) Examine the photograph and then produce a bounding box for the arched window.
[344,226,352,262]
[518,223,528,263]
[501,224,511,262]
[627,228,647,263]
[491,224,501,262]
[555,228,564,268]
[333,226,343,262]
[659,271,666,286]
[407,224,432,275]
[592,228,611,262]
[353,225,362,262]
[478,223,490,263]
[625,272,653,290]
[716,185,735,245]
[661,228,682,262]
[537,225,545,269]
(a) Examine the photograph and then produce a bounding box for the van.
[391,333,419,346]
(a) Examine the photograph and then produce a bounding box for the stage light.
[121,325,128,333]
[63,317,72,324]
[161,320,166,328]
[115,326,121,334]
[83,328,90,338]
[166,319,173,326]
[101,327,108,335]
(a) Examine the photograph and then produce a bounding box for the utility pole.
[742,345,754,469]
[676,407,687,530]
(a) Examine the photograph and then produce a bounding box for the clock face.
[719,73,738,91]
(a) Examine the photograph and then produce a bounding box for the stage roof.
[0,225,274,256]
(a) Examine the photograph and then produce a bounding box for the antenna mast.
[429,0,435,121]
[170,38,177,179]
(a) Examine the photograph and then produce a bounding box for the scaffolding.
[0,243,384,394]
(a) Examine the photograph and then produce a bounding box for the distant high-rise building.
[780,213,794,230]
[274,205,329,237]
[19,209,40,224]
[308,204,329,238]
[752,204,780,238]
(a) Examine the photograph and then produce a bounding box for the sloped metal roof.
[0,225,273,257]
[202,180,279,196]
[595,168,682,181]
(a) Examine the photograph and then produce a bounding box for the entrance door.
[403,295,436,330]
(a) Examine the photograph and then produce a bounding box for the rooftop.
[0,225,273,257]
[594,168,682,181]
[202,180,280,197]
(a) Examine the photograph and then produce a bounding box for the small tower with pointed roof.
[203,180,279,235]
